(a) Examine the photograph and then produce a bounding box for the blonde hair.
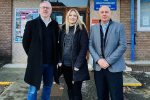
[62,8,86,34]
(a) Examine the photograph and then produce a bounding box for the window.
[51,12,63,25]
[137,0,150,31]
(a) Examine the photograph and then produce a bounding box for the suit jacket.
[22,16,59,90]
[89,21,127,72]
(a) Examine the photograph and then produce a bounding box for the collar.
[99,19,112,26]
[101,21,109,28]
[41,16,52,27]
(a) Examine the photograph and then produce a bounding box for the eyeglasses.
[40,6,51,10]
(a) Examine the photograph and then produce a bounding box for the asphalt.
[0,63,150,100]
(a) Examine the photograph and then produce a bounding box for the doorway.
[51,7,90,33]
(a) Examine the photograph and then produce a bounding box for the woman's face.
[68,11,77,25]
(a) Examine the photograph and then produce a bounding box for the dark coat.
[59,24,90,82]
[22,16,59,90]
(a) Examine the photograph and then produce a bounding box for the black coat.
[22,17,59,90]
[59,24,90,82]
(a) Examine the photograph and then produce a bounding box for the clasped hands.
[58,63,79,71]
[97,59,109,69]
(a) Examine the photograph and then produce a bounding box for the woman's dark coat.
[22,16,59,90]
[59,24,90,82]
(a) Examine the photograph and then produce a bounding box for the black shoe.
[74,96,82,100]
[67,90,74,100]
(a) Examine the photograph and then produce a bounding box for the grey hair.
[39,1,52,10]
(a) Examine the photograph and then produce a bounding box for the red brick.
[121,0,150,60]
[0,0,12,61]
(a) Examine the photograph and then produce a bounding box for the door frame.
[52,7,90,33]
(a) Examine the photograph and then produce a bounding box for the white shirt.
[100,21,109,35]
[41,17,52,27]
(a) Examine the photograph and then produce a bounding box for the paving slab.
[2,64,27,68]
[0,71,97,100]
[124,72,150,100]
[124,66,132,71]
[145,72,150,77]
[123,72,142,86]
[0,68,25,82]
[125,60,150,65]
[0,66,146,100]
[0,80,28,100]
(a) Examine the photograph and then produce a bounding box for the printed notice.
[56,16,63,25]
[143,16,149,25]
[15,9,39,42]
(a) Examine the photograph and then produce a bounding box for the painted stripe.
[0,82,14,85]
[123,83,142,86]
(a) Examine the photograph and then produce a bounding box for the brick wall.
[0,0,12,63]
[120,0,150,60]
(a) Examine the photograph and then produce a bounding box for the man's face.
[39,3,52,18]
[99,6,112,23]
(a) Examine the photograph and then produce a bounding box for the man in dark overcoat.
[22,1,59,100]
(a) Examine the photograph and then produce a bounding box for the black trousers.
[62,65,82,97]
[94,68,124,100]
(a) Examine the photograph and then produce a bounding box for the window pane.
[44,0,88,7]
[140,1,150,27]
[51,12,63,25]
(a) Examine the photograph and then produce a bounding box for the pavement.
[0,63,150,100]
[0,67,97,100]
[125,60,150,66]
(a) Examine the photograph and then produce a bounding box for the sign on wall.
[15,9,39,42]
[94,0,117,10]
[92,19,99,25]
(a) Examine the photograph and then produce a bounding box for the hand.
[97,59,109,69]
[58,63,62,67]
[74,67,79,71]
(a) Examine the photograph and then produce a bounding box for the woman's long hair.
[61,8,86,34]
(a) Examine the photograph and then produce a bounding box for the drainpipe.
[131,0,134,62]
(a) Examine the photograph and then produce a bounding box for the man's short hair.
[39,1,52,10]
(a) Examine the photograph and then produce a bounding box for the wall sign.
[92,19,99,25]
[15,9,39,42]
[94,0,117,10]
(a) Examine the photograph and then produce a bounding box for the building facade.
[0,0,150,64]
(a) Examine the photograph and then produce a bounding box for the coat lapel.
[51,20,56,56]
[105,22,113,45]
[96,23,101,44]
[51,20,56,45]
[36,17,42,43]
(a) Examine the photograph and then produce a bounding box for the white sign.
[143,16,149,25]
[80,16,83,21]
[56,16,63,24]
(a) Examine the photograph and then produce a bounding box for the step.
[123,72,142,86]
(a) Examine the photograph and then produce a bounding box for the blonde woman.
[58,9,90,100]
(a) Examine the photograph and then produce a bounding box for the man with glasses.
[22,1,59,100]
